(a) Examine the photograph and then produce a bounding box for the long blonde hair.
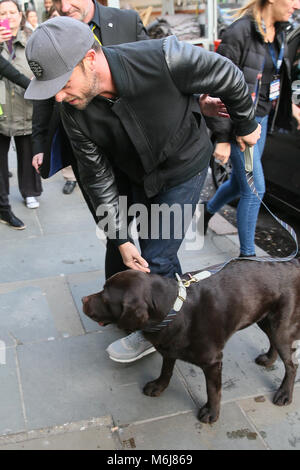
[234,0,269,40]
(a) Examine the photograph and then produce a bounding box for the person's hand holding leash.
[236,124,261,152]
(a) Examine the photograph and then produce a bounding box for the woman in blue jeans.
[206,115,268,256]
[204,0,298,256]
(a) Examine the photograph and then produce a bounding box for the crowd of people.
[0,0,300,363]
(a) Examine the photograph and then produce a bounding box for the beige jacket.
[0,29,32,136]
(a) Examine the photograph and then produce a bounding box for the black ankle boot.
[203,202,214,235]
[0,210,26,230]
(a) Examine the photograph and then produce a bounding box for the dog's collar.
[143,270,211,333]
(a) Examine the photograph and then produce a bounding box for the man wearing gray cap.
[25,16,261,363]
[32,0,147,195]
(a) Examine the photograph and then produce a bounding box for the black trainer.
[63,181,76,194]
[0,210,26,230]
[239,253,256,258]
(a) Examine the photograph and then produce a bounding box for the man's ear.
[118,301,149,331]
[83,49,97,71]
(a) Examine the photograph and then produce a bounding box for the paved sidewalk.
[0,148,299,450]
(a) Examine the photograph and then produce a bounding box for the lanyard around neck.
[252,31,285,109]
[268,32,285,75]
[90,24,102,46]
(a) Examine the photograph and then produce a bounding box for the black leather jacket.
[0,55,30,89]
[60,36,258,245]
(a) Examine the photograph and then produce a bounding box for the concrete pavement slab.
[0,416,119,450]
[238,389,300,450]
[67,270,105,332]
[34,180,95,236]
[179,234,239,273]
[117,405,267,450]
[226,234,268,257]
[0,231,105,283]
[17,333,111,430]
[209,213,238,235]
[17,332,195,430]
[0,286,58,346]
[0,276,84,338]
[0,347,25,436]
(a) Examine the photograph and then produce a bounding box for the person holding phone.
[0,0,42,230]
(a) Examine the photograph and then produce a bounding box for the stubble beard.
[72,72,99,110]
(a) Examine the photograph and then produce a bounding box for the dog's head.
[82,270,172,331]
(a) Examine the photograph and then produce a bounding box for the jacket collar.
[12,29,28,48]
[102,46,127,96]
[91,1,116,44]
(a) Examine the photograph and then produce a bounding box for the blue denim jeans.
[207,115,268,256]
[132,168,208,278]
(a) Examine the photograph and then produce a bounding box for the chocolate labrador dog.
[82,260,300,423]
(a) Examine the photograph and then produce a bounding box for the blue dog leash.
[243,145,298,263]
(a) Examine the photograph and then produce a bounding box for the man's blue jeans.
[207,115,268,256]
[132,168,208,278]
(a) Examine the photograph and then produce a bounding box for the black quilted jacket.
[207,14,292,141]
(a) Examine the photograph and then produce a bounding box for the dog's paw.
[198,405,219,424]
[255,353,276,368]
[273,389,292,407]
[143,380,165,397]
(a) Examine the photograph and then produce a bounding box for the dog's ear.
[118,300,149,331]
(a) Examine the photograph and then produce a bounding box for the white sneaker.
[106,331,156,363]
[25,197,39,209]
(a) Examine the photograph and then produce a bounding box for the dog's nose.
[82,296,89,304]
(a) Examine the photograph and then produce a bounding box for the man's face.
[44,0,53,11]
[55,63,98,110]
[53,0,92,22]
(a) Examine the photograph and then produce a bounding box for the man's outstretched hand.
[119,242,150,273]
[199,94,229,118]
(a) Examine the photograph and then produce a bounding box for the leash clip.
[183,275,199,288]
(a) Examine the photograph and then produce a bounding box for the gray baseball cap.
[25,16,95,100]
